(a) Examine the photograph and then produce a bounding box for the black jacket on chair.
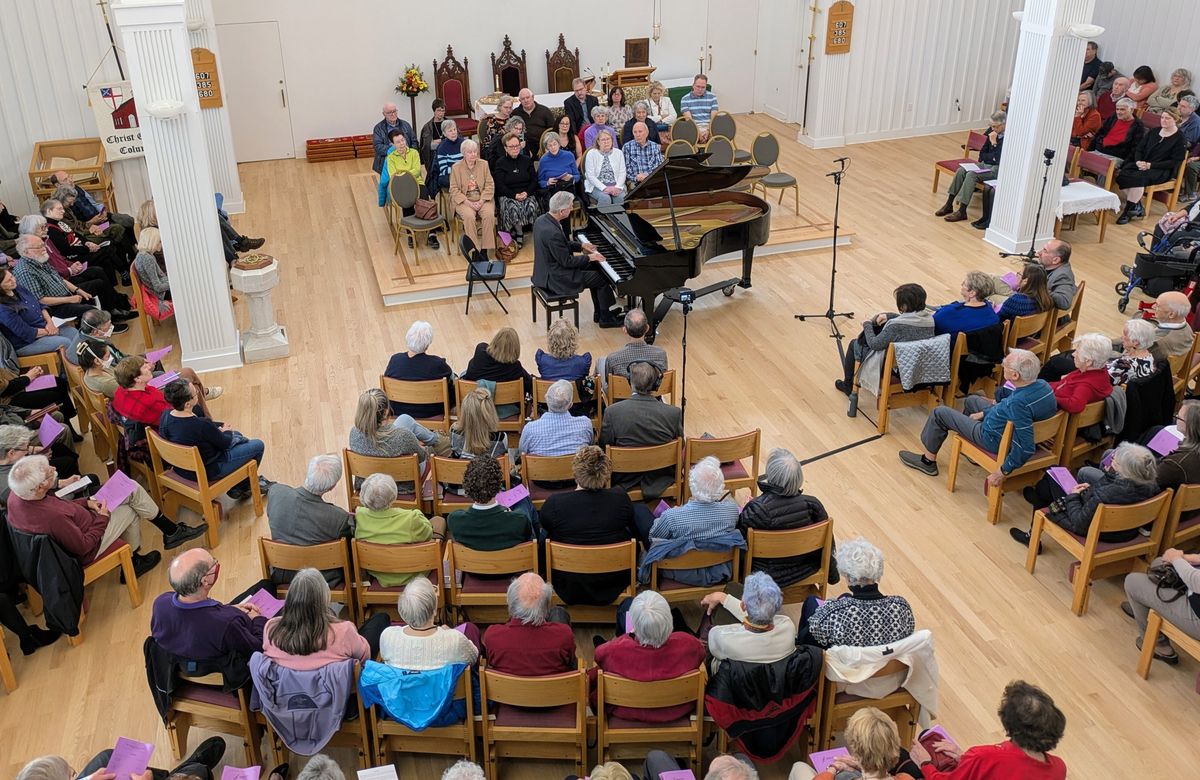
[531,212,591,295]
[563,94,599,135]
[8,529,83,635]
[144,636,252,721]
[1119,364,1176,444]
[1046,472,1163,542]
[738,480,839,587]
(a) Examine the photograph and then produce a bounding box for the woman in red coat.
[1071,92,1103,149]
[1048,332,1114,413]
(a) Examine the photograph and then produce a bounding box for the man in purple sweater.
[151,548,276,662]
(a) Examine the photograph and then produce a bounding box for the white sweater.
[707,593,798,671]
[649,95,677,126]
[379,625,479,670]
[584,149,627,196]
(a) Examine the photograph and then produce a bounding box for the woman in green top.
[354,472,446,586]
[386,130,439,249]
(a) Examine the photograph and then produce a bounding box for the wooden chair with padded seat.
[946,410,1068,525]
[1168,333,1200,401]
[342,449,422,512]
[429,454,511,518]
[260,661,371,768]
[352,539,443,620]
[604,369,675,407]
[66,536,143,647]
[147,429,262,548]
[606,439,684,503]
[1160,482,1200,554]
[596,666,706,773]
[480,660,588,780]
[682,429,760,503]
[1026,488,1173,615]
[818,657,922,750]
[702,135,735,167]
[83,389,117,471]
[163,667,264,765]
[519,453,577,508]
[649,547,741,606]
[932,130,987,193]
[1001,310,1054,364]
[446,540,537,624]
[58,346,89,435]
[743,519,835,603]
[1058,398,1112,468]
[1137,608,1200,680]
[258,537,356,622]
[545,540,637,623]
[531,375,601,431]
[1143,157,1189,217]
[371,667,476,765]
[379,375,452,434]
[130,267,174,349]
[16,350,62,378]
[861,339,946,436]
[1050,280,1086,354]
[456,378,526,438]
[665,138,695,158]
[750,132,799,215]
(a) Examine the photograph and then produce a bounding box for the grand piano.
[580,153,771,343]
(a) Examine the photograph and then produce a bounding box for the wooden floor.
[2,113,1191,779]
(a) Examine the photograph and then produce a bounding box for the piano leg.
[740,246,755,289]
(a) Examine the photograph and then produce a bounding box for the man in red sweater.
[1047,332,1113,413]
[483,572,577,676]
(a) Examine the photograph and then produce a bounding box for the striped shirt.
[602,342,668,391]
[622,139,664,182]
[679,91,719,127]
[983,379,1058,474]
[651,499,739,541]
[517,410,594,456]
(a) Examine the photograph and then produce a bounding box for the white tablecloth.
[1056,180,1122,219]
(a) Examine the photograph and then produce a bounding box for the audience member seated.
[380,576,480,669]
[799,539,915,649]
[443,761,487,780]
[932,271,1000,338]
[623,102,661,146]
[18,738,230,780]
[837,282,933,395]
[480,95,515,160]
[446,456,530,550]
[418,98,447,173]
[266,454,354,586]
[0,424,82,503]
[111,355,169,428]
[384,130,439,250]
[0,331,78,423]
[40,198,124,284]
[993,239,1078,312]
[263,567,388,669]
[132,228,173,314]
[449,386,508,460]
[623,122,665,186]
[1154,401,1200,489]
[0,266,80,356]
[599,362,683,497]
[296,756,341,780]
[1180,97,1200,197]
[605,87,633,135]
[350,388,428,471]
[647,81,677,131]
[1105,318,1158,385]
[492,132,543,247]
[934,111,1004,223]
[462,326,533,396]
[158,379,272,501]
[17,233,133,322]
[739,447,839,587]
[1098,75,1129,120]
[900,349,1056,480]
[151,547,277,664]
[536,319,592,380]
[702,572,797,669]
[592,590,706,720]
[907,680,1067,779]
[486,117,526,167]
[428,120,463,197]
[1145,67,1193,114]
[76,333,116,399]
[1126,65,1158,110]
[1093,98,1144,162]
[513,89,556,158]
[50,184,134,269]
[795,708,917,780]
[6,453,187,576]
[354,472,445,586]
[541,446,647,602]
[384,320,457,420]
[518,380,593,457]
[449,139,496,257]
[1115,108,1188,224]
[1071,91,1102,149]
[564,79,599,135]
[483,572,576,675]
[553,113,583,166]
[1014,442,1161,548]
[1046,333,1114,413]
[996,263,1054,322]
[679,74,719,143]
[371,102,416,174]
[538,132,582,206]
[1147,291,1196,358]
[1079,41,1101,90]
[530,192,621,328]
[644,457,741,585]
[582,106,619,151]
[584,131,627,206]
[600,309,669,387]
[1123,546,1200,667]
[648,753,755,780]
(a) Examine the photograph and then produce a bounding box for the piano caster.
[722,285,736,297]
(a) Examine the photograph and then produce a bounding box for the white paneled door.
[704,0,759,114]
[215,21,294,162]
[753,0,809,122]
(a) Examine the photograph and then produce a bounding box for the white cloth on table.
[1056,181,1122,219]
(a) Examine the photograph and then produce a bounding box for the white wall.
[0,0,152,215]
[211,0,715,158]
[1091,0,1200,85]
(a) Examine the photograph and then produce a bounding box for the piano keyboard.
[580,228,636,284]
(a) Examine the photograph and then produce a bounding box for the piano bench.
[531,286,580,331]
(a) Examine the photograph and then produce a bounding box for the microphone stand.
[796,158,854,362]
[998,149,1055,262]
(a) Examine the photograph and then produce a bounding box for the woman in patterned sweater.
[799,539,915,648]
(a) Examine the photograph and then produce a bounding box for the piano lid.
[625,153,754,200]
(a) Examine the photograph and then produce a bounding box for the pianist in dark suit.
[532,191,622,328]
[598,362,684,498]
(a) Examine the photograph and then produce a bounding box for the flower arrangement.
[396,65,429,97]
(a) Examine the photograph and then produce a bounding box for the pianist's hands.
[581,242,598,253]
[588,251,605,262]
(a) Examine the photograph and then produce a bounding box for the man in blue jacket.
[900,348,1057,485]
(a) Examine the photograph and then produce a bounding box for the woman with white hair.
[583,105,618,151]
[591,590,705,722]
[441,761,487,780]
[353,472,445,585]
[379,576,480,670]
[449,138,497,255]
[801,539,914,648]
[1106,318,1158,384]
[428,119,464,196]
[702,571,798,668]
[739,448,839,588]
[263,567,389,668]
[383,320,457,422]
[622,101,661,146]
[1014,442,1163,549]
[1045,332,1114,412]
[479,94,515,160]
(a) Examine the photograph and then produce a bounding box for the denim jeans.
[210,435,265,491]
[16,327,80,357]
[393,414,439,446]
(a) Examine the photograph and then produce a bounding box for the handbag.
[1147,561,1188,602]
[413,198,439,220]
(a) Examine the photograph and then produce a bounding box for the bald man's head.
[168,548,216,596]
[1155,291,1192,323]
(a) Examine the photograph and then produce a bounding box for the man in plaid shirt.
[518,380,593,457]
[622,122,664,186]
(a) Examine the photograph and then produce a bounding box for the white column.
[184,0,244,214]
[112,0,242,372]
[985,0,1100,253]
[799,1,850,149]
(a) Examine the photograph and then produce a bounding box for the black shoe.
[592,634,607,649]
[20,626,61,655]
[181,736,227,772]
[1116,204,1133,225]
[597,315,623,329]
[407,237,414,248]
[119,271,131,286]
[268,764,290,780]
[258,476,276,493]
[227,485,252,501]
[111,308,140,322]
[1009,527,1042,554]
[834,379,853,396]
[240,237,266,251]
[934,199,955,217]
[162,521,208,550]
[121,551,161,582]
[427,236,440,249]
[71,429,85,443]
[1131,202,1146,220]
[971,218,989,230]
[110,322,130,335]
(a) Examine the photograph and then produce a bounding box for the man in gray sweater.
[991,239,1077,311]
[265,454,353,585]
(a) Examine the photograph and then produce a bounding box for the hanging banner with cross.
[88,80,144,160]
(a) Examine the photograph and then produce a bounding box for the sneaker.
[240,237,266,250]
[898,450,938,476]
[1009,527,1042,554]
[258,475,276,493]
[162,522,208,550]
[204,386,224,401]
[181,737,227,772]
[1119,264,1132,276]
[834,379,853,396]
[1120,600,1135,620]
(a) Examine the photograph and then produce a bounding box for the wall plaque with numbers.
[191,48,223,109]
[825,0,854,55]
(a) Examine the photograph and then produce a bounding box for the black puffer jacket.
[1047,472,1162,542]
[738,480,839,586]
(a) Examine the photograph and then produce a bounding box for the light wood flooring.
[0,113,1189,779]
